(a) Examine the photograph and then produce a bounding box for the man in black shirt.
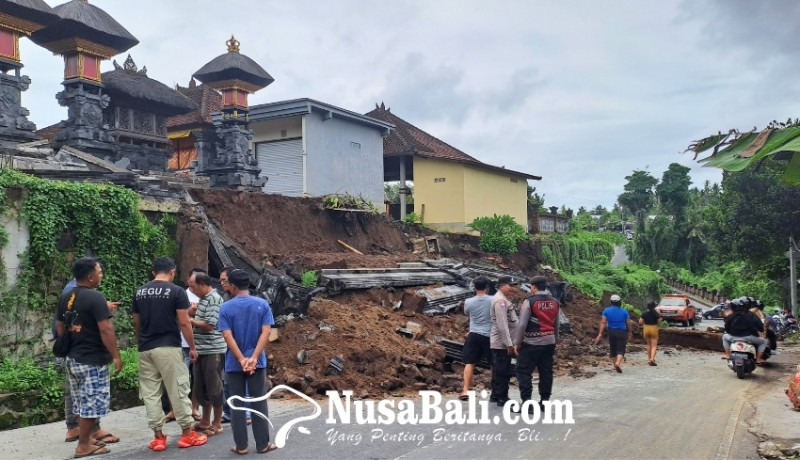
[132,257,207,451]
[722,301,768,364]
[56,257,121,458]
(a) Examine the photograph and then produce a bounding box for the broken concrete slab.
[325,356,346,376]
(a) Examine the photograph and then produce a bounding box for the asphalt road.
[92,347,769,460]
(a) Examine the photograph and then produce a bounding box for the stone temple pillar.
[0,1,59,145]
[192,36,274,191]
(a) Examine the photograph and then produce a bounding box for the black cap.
[497,276,518,286]
[530,275,547,284]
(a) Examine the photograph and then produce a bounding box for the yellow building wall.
[463,165,529,230]
[413,158,466,232]
[413,158,530,233]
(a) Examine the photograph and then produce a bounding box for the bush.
[0,357,64,427]
[402,212,422,224]
[468,214,528,255]
[111,348,140,390]
[300,270,318,287]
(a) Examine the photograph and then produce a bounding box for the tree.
[527,184,546,213]
[617,170,657,231]
[656,163,691,220]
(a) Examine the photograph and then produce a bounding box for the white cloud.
[11,0,799,210]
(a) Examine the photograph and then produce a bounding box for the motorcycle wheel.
[735,366,745,379]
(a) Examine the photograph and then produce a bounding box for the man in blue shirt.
[594,294,631,373]
[218,269,276,454]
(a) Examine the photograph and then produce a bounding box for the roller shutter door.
[256,139,303,196]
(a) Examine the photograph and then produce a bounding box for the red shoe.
[148,435,167,452]
[178,431,208,448]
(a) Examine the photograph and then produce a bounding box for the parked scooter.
[773,313,799,335]
[727,339,771,379]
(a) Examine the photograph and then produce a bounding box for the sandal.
[458,394,469,401]
[231,447,249,455]
[258,443,278,454]
[94,433,120,444]
[192,423,215,436]
[73,445,110,458]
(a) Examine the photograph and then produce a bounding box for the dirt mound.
[187,190,618,395]
[268,291,457,398]
[190,189,411,260]
[267,283,615,398]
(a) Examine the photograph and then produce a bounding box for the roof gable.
[366,104,480,163]
[366,104,540,180]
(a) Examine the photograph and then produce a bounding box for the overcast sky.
[17,0,800,210]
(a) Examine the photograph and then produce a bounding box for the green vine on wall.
[537,230,666,308]
[0,168,174,344]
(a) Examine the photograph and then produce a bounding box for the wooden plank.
[337,239,364,255]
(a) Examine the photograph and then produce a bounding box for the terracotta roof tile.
[167,81,221,129]
[366,104,540,180]
[35,121,63,144]
[366,105,480,163]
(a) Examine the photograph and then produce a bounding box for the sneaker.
[148,436,167,452]
[178,431,208,448]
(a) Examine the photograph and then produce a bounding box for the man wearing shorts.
[459,277,492,400]
[189,272,226,435]
[56,257,122,458]
[595,294,631,373]
[132,257,207,451]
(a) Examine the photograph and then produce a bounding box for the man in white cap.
[594,294,631,373]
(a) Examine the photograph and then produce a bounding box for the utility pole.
[789,238,798,317]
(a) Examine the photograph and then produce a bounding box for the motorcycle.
[773,314,799,336]
[727,339,770,379]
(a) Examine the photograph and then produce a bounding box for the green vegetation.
[536,229,666,307]
[468,214,528,255]
[0,169,174,344]
[111,348,140,390]
[322,194,379,213]
[0,357,64,426]
[300,270,318,287]
[402,212,422,224]
[619,160,799,306]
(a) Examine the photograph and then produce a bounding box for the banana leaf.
[696,126,800,172]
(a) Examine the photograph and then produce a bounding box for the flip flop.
[73,445,110,458]
[614,364,622,373]
[231,447,249,455]
[193,423,215,436]
[458,394,469,401]
[65,435,79,443]
[258,443,278,454]
[94,433,120,444]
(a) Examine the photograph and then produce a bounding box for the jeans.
[226,368,270,451]
[515,343,555,403]
[723,334,768,354]
[491,349,513,402]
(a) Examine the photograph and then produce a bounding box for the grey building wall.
[303,111,385,205]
